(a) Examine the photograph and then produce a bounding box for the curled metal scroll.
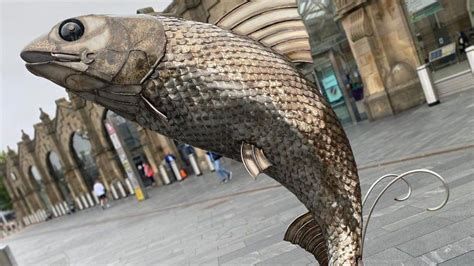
[361,169,450,257]
[362,174,412,207]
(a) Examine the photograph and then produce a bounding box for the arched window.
[29,166,43,190]
[16,187,33,213]
[10,172,17,181]
[28,166,52,209]
[71,132,98,191]
[47,152,73,204]
[47,152,65,182]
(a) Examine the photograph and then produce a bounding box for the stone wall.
[3,95,210,226]
[335,0,424,119]
[163,0,426,120]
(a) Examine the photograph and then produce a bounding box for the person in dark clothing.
[458,31,470,55]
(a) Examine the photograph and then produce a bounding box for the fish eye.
[59,19,84,42]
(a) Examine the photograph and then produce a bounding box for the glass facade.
[106,111,142,151]
[314,59,351,124]
[298,0,366,125]
[404,0,472,69]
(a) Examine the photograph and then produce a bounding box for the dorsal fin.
[284,212,328,266]
[213,0,312,64]
[241,143,272,179]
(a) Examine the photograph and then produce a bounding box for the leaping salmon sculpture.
[21,14,364,265]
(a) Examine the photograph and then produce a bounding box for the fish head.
[21,14,166,95]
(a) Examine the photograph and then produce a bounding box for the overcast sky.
[0,0,173,152]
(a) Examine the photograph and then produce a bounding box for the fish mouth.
[20,51,80,65]
[20,50,106,92]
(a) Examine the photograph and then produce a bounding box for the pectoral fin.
[284,212,328,266]
[241,143,272,179]
[140,94,168,122]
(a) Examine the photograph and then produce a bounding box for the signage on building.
[405,0,437,13]
[429,43,456,62]
[405,0,442,22]
[105,120,147,201]
[322,75,343,103]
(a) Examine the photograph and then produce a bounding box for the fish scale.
[140,16,362,265]
[22,14,362,265]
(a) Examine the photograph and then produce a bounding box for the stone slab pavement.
[1,89,473,265]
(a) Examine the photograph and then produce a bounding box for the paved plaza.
[2,89,474,265]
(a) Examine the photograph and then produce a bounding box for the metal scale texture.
[21,14,363,265]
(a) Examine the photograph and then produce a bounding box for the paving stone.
[256,248,314,265]
[260,241,298,259]
[363,227,390,243]
[401,256,437,266]
[435,199,474,222]
[1,90,473,265]
[197,258,219,266]
[439,251,474,266]
[446,171,474,189]
[382,210,437,233]
[382,192,474,232]
[365,205,425,230]
[197,241,246,262]
[421,236,474,264]
[457,236,474,251]
[243,224,287,246]
[217,233,283,264]
[397,217,474,257]
[410,180,474,210]
[364,248,413,265]
[364,216,453,257]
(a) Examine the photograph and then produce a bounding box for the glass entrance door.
[314,60,353,125]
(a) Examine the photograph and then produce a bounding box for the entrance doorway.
[28,166,52,211]
[70,132,98,191]
[314,59,352,124]
[403,0,473,96]
[103,111,153,187]
[46,152,73,205]
[17,187,33,215]
[313,51,364,125]
[298,0,365,125]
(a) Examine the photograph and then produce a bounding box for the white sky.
[0,0,173,152]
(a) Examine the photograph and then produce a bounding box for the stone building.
[3,0,473,226]
[161,0,473,123]
[3,94,210,226]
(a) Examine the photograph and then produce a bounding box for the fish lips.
[22,51,106,91]
[21,50,56,64]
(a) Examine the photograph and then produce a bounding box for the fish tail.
[284,211,329,266]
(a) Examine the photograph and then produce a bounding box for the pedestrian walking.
[93,179,109,209]
[207,152,232,183]
[457,31,470,55]
[143,162,156,186]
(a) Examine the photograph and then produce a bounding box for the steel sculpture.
[21,14,449,265]
[361,169,449,256]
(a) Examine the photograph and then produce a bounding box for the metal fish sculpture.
[21,15,363,265]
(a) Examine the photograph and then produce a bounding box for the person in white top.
[93,179,109,209]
